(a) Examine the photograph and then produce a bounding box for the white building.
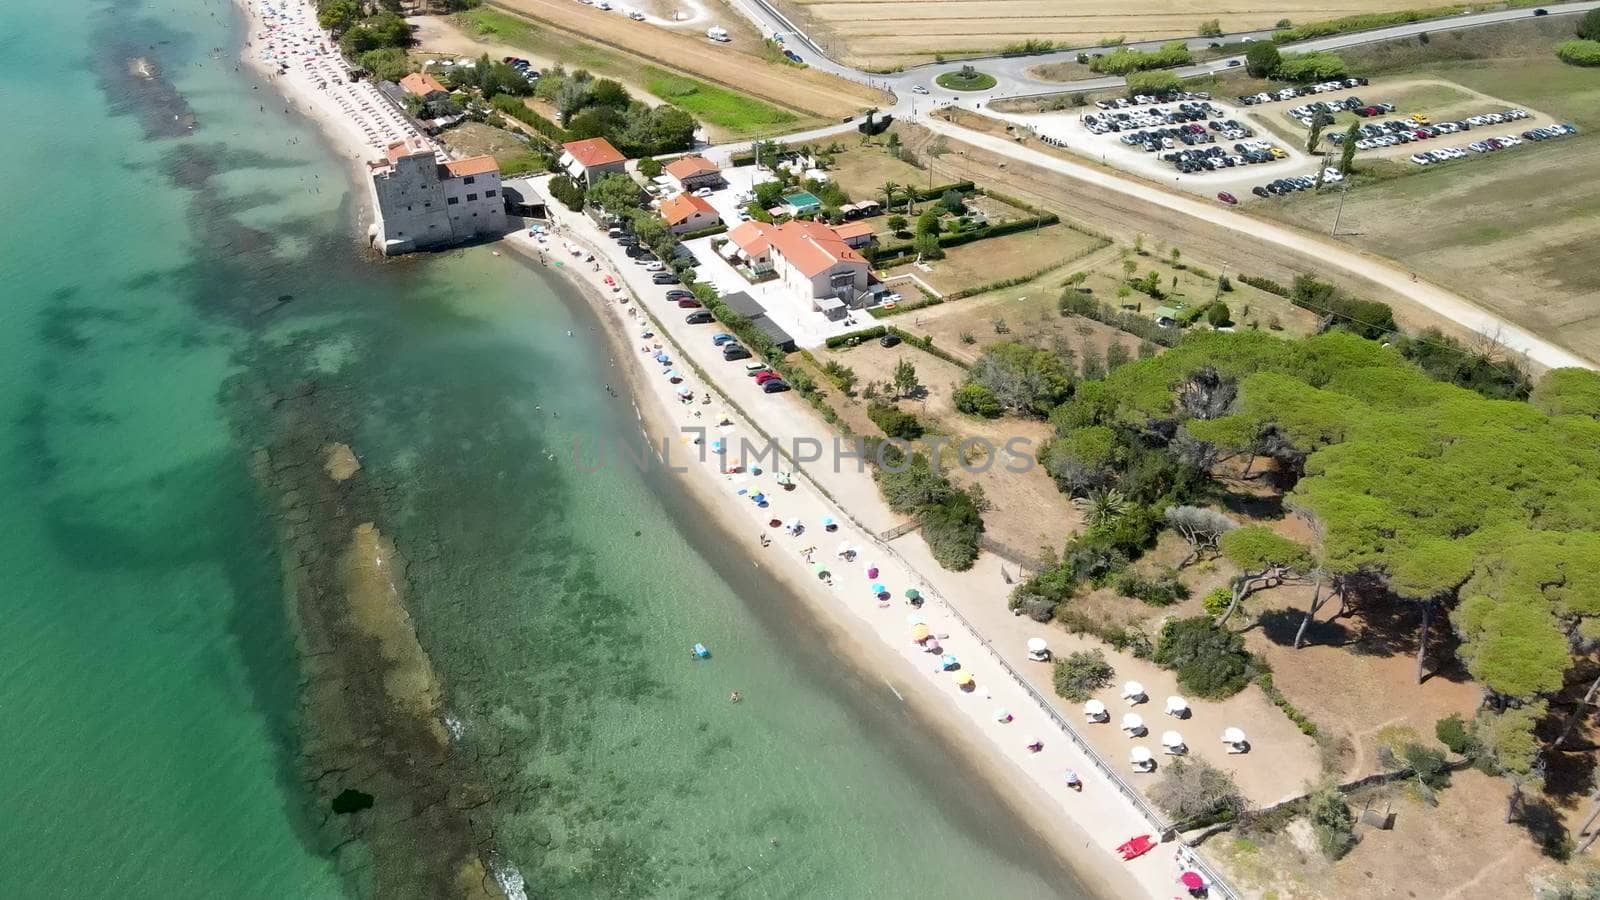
[725,220,871,320]
[558,137,627,185]
[367,139,505,255]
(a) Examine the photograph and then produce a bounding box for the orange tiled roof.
[562,137,626,168]
[831,221,875,241]
[767,220,866,277]
[399,72,447,96]
[663,155,719,180]
[443,155,500,178]
[659,193,718,225]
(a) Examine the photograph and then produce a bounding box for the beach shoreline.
[233,4,1188,895]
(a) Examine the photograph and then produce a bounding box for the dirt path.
[914,114,1593,370]
[487,0,889,118]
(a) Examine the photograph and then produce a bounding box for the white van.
[706,26,730,42]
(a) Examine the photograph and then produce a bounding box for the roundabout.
[935,66,997,92]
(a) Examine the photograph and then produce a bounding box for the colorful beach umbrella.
[911,624,930,641]
[870,582,886,595]
[905,589,921,601]
[954,671,973,686]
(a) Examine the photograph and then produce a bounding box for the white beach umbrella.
[1222,727,1248,745]
[1122,681,1146,702]
[836,541,852,556]
[1084,699,1108,721]
[1161,730,1185,749]
[1130,746,1154,765]
[1165,695,1189,716]
[1121,713,1145,735]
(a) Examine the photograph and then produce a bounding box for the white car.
[1410,153,1432,165]
[692,187,715,197]
[643,261,665,272]
[628,9,645,19]
[912,84,929,95]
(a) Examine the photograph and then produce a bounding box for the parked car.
[711,333,738,346]
[685,310,714,324]
[652,272,680,285]
[676,297,703,308]
[723,345,752,361]
[643,261,665,272]
[879,333,901,348]
[754,370,781,385]
[1226,59,1241,67]
[1216,191,1237,205]
[1534,7,1549,14]
[762,380,791,393]
[913,84,930,94]
[665,289,695,301]
[692,187,715,198]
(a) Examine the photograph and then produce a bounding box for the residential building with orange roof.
[662,155,723,191]
[659,193,722,234]
[558,137,627,184]
[724,219,870,319]
[398,72,449,100]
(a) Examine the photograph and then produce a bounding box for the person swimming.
[729,691,742,703]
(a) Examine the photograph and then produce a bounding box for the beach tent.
[1129,746,1155,771]
[1161,731,1187,754]
[1026,637,1049,662]
[1165,695,1190,717]
[1084,699,1109,723]
[1121,713,1146,736]
[1122,681,1146,704]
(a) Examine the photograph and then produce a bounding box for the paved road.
[917,117,1593,370]
[727,0,1599,109]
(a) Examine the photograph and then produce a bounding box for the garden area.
[935,66,997,91]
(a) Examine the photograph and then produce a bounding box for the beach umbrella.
[1122,681,1146,703]
[994,707,1012,722]
[1121,713,1145,735]
[865,565,879,579]
[1026,637,1049,661]
[954,671,974,687]
[820,516,836,529]
[1161,730,1185,750]
[1129,746,1154,769]
[812,563,829,578]
[1165,695,1189,717]
[870,582,887,595]
[1179,872,1205,892]
[906,614,926,626]
[1222,727,1247,745]
[911,624,930,642]
[925,639,941,654]
[941,654,959,670]
[1084,699,1108,720]
[835,541,852,556]
[905,589,922,601]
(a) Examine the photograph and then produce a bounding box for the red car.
[676,298,703,308]
[754,370,781,385]
[1216,191,1238,205]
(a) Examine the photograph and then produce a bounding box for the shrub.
[1403,743,1451,789]
[547,175,585,211]
[1580,8,1600,40]
[1089,40,1192,75]
[1150,758,1245,827]
[1307,784,1356,860]
[637,156,663,178]
[1435,713,1475,756]
[1244,41,1281,77]
[1052,649,1115,702]
[1116,570,1191,606]
[1154,616,1254,698]
[965,342,1075,417]
[1556,39,1600,67]
[1273,51,1347,82]
[1126,71,1181,96]
[953,382,1003,418]
[867,401,924,440]
[1206,302,1232,328]
[1201,586,1232,618]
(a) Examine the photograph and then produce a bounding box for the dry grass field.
[484,0,890,117]
[769,0,1438,68]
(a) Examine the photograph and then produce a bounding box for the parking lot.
[989,92,1310,199]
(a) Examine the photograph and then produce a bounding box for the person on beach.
[1065,770,1082,791]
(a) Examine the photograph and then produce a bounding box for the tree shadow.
[1254,607,1353,648]
[1518,797,1574,861]
[1219,490,1284,521]
[1543,748,1597,806]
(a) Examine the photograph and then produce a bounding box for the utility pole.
[1330,176,1349,236]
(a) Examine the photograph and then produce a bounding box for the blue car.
[712,333,737,346]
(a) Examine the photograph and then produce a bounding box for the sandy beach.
[235,6,1220,895]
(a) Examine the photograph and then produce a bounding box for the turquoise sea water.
[0,1,1090,896]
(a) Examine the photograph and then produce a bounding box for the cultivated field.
[1247,19,1600,361]
[484,0,889,117]
[769,0,1444,68]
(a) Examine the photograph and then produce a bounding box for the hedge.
[1238,274,1290,297]
[489,94,568,143]
[1271,7,1463,43]
[825,325,888,348]
[678,223,729,240]
[1556,40,1600,67]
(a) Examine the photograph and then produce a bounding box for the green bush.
[1435,714,1475,756]
[824,325,888,348]
[1089,41,1192,75]
[1201,586,1232,618]
[1307,784,1356,860]
[1403,743,1451,789]
[491,94,569,142]
[1126,71,1182,96]
[1116,570,1191,606]
[867,401,925,440]
[1273,51,1348,82]
[953,382,1004,418]
[1154,616,1254,698]
[1556,39,1600,67]
[1053,649,1115,702]
[547,175,584,211]
[1244,41,1281,78]
[1272,7,1464,43]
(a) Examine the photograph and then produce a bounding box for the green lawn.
[641,69,797,136]
[936,70,998,91]
[455,9,620,74]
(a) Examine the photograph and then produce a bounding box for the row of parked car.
[1326,109,1531,150]
[1237,77,1369,106]
[1410,124,1577,164]
[1082,100,1225,134]
[1250,168,1345,197]
[1287,96,1384,126]
[1093,91,1213,111]
[499,57,541,86]
[1166,141,1287,173]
